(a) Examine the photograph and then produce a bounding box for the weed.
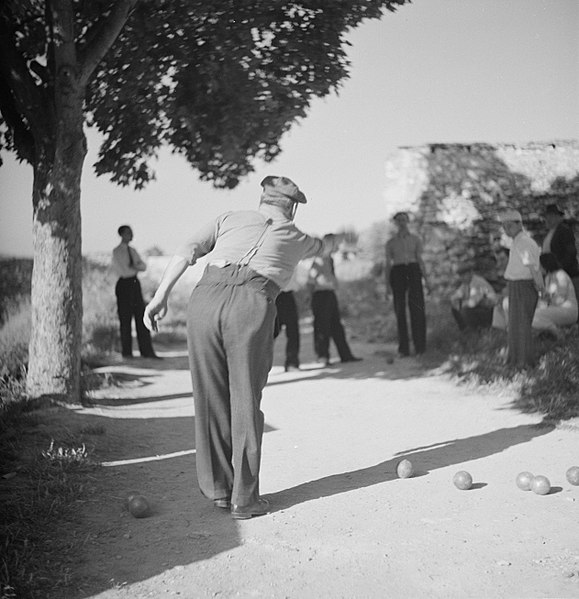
[42,440,89,464]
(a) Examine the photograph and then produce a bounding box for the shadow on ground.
[268,423,555,512]
[51,331,554,597]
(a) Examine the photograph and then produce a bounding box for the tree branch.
[0,25,48,145]
[77,0,139,86]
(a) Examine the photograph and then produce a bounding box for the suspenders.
[237,217,273,267]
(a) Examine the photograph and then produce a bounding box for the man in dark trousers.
[500,209,544,369]
[307,234,361,366]
[143,176,337,519]
[111,225,158,359]
[542,203,579,317]
[274,269,301,371]
[385,212,430,357]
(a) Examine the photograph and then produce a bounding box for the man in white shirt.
[307,234,361,366]
[111,225,158,359]
[499,210,544,368]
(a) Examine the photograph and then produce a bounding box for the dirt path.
[63,331,579,599]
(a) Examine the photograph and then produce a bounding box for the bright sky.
[1,0,577,257]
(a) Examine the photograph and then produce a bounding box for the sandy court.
[69,333,579,599]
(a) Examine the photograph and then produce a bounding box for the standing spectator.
[111,225,159,359]
[385,212,430,357]
[542,203,579,316]
[450,263,497,332]
[143,176,337,519]
[532,253,578,339]
[307,234,361,367]
[274,269,301,371]
[491,247,510,330]
[499,210,544,368]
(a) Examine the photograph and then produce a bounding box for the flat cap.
[260,176,307,204]
[498,209,522,223]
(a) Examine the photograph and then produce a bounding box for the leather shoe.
[341,356,362,363]
[231,498,270,520]
[213,498,231,510]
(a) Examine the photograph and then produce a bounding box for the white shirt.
[111,243,147,278]
[504,231,541,281]
[451,274,497,308]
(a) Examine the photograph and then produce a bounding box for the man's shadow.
[268,423,555,511]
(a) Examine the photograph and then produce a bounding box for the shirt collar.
[259,203,291,222]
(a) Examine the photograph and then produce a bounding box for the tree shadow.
[271,328,431,384]
[88,391,195,406]
[267,422,555,512]
[266,356,430,385]
[108,350,191,371]
[53,406,266,598]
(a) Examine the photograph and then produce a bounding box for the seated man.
[451,263,498,332]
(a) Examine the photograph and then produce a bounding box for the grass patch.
[517,335,579,420]
[437,325,579,420]
[0,396,99,599]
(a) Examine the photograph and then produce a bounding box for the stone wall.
[382,140,579,295]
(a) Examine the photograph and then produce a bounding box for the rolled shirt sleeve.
[175,217,221,266]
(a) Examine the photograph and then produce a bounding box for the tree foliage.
[1,0,408,187]
[0,0,409,399]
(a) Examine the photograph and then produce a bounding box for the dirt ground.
[55,327,579,599]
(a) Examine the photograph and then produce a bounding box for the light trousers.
[187,265,278,506]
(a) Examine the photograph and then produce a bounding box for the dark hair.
[539,252,562,273]
[457,262,475,275]
[118,225,131,236]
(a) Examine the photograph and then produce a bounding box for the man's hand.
[143,297,167,332]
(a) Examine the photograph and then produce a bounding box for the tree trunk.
[26,0,87,401]
[26,141,85,401]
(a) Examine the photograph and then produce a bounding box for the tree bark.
[26,0,86,401]
[26,143,85,400]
